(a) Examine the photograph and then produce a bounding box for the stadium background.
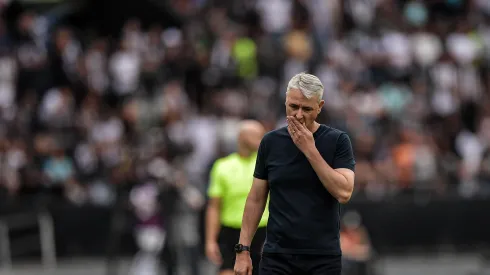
[1,0,490,274]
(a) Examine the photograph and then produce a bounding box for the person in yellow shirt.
[205,120,269,275]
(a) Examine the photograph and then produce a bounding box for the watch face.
[234,244,243,252]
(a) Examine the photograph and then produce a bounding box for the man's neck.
[237,147,252,158]
[308,122,320,134]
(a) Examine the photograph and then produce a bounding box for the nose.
[295,109,303,120]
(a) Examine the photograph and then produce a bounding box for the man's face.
[285,88,324,129]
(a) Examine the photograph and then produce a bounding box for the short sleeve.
[253,137,268,180]
[333,133,356,171]
[207,161,224,198]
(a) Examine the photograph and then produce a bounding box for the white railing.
[0,212,57,271]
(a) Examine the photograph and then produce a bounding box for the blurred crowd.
[1,0,490,214]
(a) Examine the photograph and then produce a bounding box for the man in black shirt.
[234,73,356,275]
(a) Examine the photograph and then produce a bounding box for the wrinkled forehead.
[285,89,319,107]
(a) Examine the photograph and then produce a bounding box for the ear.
[318,100,325,112]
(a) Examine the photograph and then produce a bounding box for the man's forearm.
[238,196,267,246]
[205,204,221,243]
[305,148,352,202]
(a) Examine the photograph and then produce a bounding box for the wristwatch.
[234,243,251,253]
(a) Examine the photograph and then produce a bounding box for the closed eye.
[289,104,313,112]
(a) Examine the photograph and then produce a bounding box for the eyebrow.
[289,103,314,109]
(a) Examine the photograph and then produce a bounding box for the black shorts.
[259,253,342,275]
[218,226,266,273]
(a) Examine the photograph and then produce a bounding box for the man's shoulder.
[318,125,350,140]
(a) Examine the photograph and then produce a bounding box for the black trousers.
[259,253,342,275]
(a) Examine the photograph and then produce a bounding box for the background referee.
[205,120,269,275]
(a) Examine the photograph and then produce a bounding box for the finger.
[212,253,222,265]
[288,117,300,133]
[288,125,298,141]
[291,116,305,131]
[206,253,215,264]
[291,124,301,138]
[299,121,307,132]
[211,256,220,265]
[235,266,244,275]
[286,121,296,138]
[206,252,212,263]
[216,251,223,264]
[297,119,311,133]
[208,247,222,264]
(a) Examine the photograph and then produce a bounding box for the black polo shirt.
[254,125,355,255]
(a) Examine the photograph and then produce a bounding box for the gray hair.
[286,73,324,102]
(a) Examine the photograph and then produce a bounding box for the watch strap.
[234,243,251,253]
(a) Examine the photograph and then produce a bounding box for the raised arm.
[287,117,356,204]
[305,133,355,203]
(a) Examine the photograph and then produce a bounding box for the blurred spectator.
[109,39,141,105]
[340,211,374,275]
[129,181,166,275]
